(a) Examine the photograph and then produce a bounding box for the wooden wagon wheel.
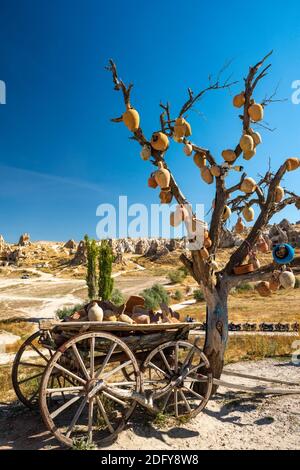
[39,332,141,448]
[142,340,213,418]
[12,331,54,409]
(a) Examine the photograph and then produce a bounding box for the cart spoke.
[18,371,44,385]
[66,396,89,438]
[47,386,84,393]
[102,360,132,381]
[161,389,173,412]
[174,390,178,417]
[88,398,94,443]
[96,396,114,433]
[53,363,87,385]
[28,389,39,403]
[187,362,207,377]
[71,344,90,380]
[50,394,82,419]
[95,342,117,378]
[174,344,179,374]
[159,350,173,375]
[181,346,196,370]
[183,386,204,401]
[179,389,191,413]
[148,362,170,379]
[90,337,95,379]
[29,343,49,363]
[102,390,127,407]
[109,381,136,387]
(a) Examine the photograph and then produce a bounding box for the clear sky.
[0,0,300,242]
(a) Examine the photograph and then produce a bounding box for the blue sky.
[0,0,300,242]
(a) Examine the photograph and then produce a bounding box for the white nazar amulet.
[88,302,104,322]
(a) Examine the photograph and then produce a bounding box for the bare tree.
[107,52,300,386]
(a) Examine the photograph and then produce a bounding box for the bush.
[168,268,187,284]
[141,284,169,310]
[193,289,205,302]
[110,288,125,306]
[173,290,183,301]
[56,304,84,320]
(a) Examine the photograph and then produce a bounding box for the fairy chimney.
[18,233,30,247]
[71,240,87,265]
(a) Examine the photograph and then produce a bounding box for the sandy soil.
[0,358,299,450]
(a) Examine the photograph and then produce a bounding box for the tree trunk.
[194,284,229,396]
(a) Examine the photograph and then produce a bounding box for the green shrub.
[193,289,205,302]
[141,284,169,310]
[56,304,84,320]
[110,288,125,306]
[168,268,187,284]
[173,290,183,301]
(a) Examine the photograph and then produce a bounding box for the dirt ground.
[0,358,299,450]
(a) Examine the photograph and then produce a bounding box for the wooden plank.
[214,378,300,395]
[39,320,202,332]
[222,370,300,387]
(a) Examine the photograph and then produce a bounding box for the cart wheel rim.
[39,331,141,448]
[12,331,53,409]
[142,340,212,418]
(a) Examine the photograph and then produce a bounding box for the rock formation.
[71,240,87,265]
[64,239,77,250]
[18,233,30,246]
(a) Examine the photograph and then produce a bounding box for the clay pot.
[201,167,214,184]
[174,117,186,138]
[170,205,189,227]
[200,246,210,260]
[243,206,255,222]
[210,165,221,177]
[233,92,245,108]
[256,281,272,297]
[173,135,184,143]
[240,134,254,152]
[274,186,284,203]
[257,236,269,253]
[222,205,232,221]
[241,177,257,194]
[183,143,193,156]
[233,263,254,275]
[119,313,135,324]
[154,162,171,189]
[151,132,169,151]
[88,302,104,322]
[269,274,281,292]
[249,130,262,146]
[235,217,245,234]
[132,313,150,324]
[222,149,236,163]
[248,254,260,270]
[243,148,256,160]
[279,271,296,289]
[248,103,264,122]
[159,189,173,204]
[174,117,192,138]
[103,310,117,322]
[140,144,152,161]
[286,158,300,171]
[148,175,158,189]
[296,198,300,210]
[122,106,140,132]
[194,152,206,168]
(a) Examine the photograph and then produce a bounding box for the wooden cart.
[12,320,213,447]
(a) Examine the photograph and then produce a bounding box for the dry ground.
[0,358,299,450]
